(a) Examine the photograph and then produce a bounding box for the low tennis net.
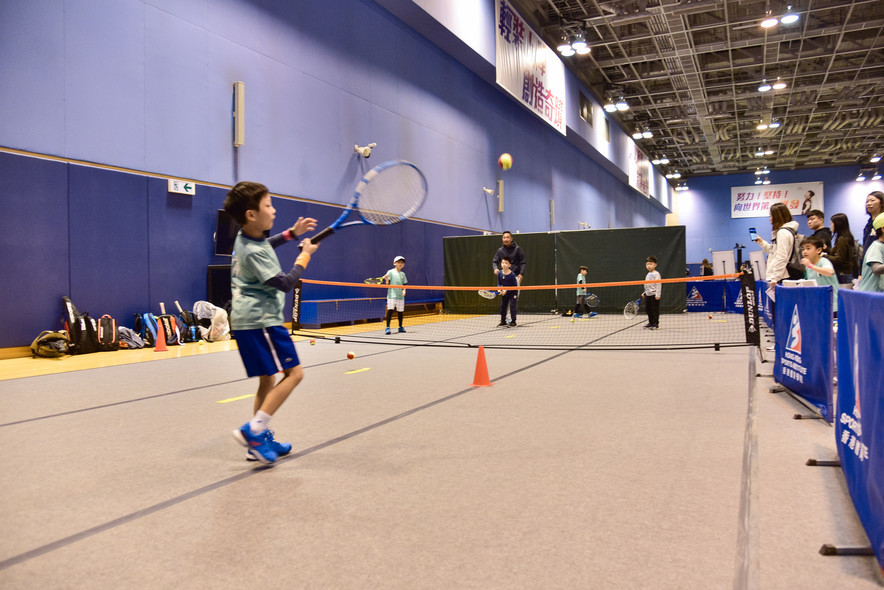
[291,273,760,350]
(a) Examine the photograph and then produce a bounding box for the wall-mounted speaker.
[233,81,245,147]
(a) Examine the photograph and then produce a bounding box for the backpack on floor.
[62,296,100,355]
[133,312,158,347]
[97,314,120,351]
[31,330,70,358]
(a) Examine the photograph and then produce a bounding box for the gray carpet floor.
[0,337,881,588]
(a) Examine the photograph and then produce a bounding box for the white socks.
[249,410,272,434]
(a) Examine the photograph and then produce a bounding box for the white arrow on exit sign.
[168,178,196,195]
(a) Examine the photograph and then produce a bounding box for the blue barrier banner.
[836,290,884,573]
[774,285,834,420]
[726,281,742,313]
[686,280,725,312]
[759,281,773,328]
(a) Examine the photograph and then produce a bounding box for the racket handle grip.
[304,226,334,246]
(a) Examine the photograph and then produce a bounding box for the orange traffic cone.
[471,345,494,387]
[154,321,168,352]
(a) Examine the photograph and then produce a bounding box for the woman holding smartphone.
[753,203,800,336]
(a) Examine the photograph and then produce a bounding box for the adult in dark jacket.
[491,231,526,283]
[826,213,857,285]
[806,209,831,252]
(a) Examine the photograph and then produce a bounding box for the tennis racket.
[478,290,499,299]
[586,293,600,307]
[623,296,642,320]
[364,277,386,284]
[310,160,427,244]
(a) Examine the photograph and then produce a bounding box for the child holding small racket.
[497,257,519,327]
[643,256,662,330]
[223,181,319,464]
[574,265,589,318]
[384,256,407,334]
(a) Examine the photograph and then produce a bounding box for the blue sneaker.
[385,327,391,335]
[398,326,406,333]
[589,312,598,318]
[232,424,278,464]
[245,430,291,461]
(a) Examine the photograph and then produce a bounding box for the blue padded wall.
[0,152,70,343]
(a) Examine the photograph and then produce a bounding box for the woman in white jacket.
[754,202,800,334]
[754,202,799,285]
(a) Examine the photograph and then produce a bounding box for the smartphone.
[749,227,757,241]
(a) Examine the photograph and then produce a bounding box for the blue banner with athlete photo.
[835,290,884,573]
[773,285,834,421]
[685,280,725,312]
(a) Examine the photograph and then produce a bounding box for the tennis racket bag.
[133,312,158,347]
[62,296,100,355]
[97,314,120,351]
[156,313,182,346]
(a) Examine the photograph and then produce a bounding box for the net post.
[291,279,302,334]
[739,268,760,346]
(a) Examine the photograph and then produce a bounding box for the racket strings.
[358,165,426,225]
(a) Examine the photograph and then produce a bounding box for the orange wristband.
[295,253,311,268]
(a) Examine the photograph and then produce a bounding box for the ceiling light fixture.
[772,77,787,90]
[761,11,779,28]
[755,178,764,185]
[755,147,765,157]
[755,168,763,176]
[874,170,882,181]
[615,96,629,111]
[571,34,590,55]
[781,6,800,24]
[632,129,643,140]
[768,120,781,129]
[762,178,771,185]
[660,156,670,165]
[757,120,769,130]
[603,98,617,113]
[856,171,866,182]
[758,79,772,92]
[871,154,881,163]
[642,128,653,139]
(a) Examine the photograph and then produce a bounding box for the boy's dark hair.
[800,235,825,249]
[579,265,588,272]
[806,209,825,220]
[646,256,658,264]
[501,256,512,264]
[224,181,268,225]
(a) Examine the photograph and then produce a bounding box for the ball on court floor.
[347,351,355,360]
[309,339,316,345]
[570,318,575,322]
[708,314,713,319]
[498,153,513,170]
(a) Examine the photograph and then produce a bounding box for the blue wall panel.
[67,165,150,326]
[0,153,70,345]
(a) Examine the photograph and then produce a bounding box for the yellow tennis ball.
[570,318,575,322]
[309,339,316,345]
[498,153,513,170]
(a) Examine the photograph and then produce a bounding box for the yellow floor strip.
[216,394,256,404]
[345,368,371,374]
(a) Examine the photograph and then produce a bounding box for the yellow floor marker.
[216,393,256,404]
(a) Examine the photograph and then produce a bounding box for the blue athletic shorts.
[233,326,300,377]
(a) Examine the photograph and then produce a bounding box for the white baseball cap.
[393,256,405,263]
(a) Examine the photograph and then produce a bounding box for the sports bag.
[133,312,158,347]
[62,296,100,355]
[782,227,805,280]
[31,330,70,358]
[97,314,120,351]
